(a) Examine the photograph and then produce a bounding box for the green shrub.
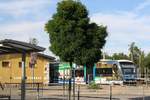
[88,81,101,89]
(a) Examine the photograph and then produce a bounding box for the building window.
[2,61,10,67]
[19,62,22,68]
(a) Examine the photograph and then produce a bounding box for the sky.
[0,0,150,57]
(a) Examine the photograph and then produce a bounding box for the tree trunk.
[86,64,93,84]
[68,62,72,100]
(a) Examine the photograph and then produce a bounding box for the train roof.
[99,59,115,64]
[99,59,134,64]
[100,59,133,62]
[100,59,113,61]
[116,60,133,63]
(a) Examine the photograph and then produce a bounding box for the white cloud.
[0,20,49,47]
[0,20,55,57]
[134,0,150,13]
[1,21,43,33]
[0,0,52,17]
[0,0,56,57]
[91,11,150,55]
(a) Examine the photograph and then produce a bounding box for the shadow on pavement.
[41,95,119,100]
[129,96,150,100]
[41,97,66,100]
[79,95,119,100]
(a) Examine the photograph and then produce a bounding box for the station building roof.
[0,39,45,54]
[37,53,55,61]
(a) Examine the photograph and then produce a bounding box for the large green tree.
[45,0,107,68]
[45,1,107,96]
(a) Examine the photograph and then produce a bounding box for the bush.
[88,81,101,89]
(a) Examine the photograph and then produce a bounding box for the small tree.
[129,42,145,77]
[144,53,150,69]
[143,53,150,74]
[129,42,141,66]
[29,38,38,45]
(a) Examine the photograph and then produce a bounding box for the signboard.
[30,52,37,65]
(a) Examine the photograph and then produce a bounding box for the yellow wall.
[0,53,50,84]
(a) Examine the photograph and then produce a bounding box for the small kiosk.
[0,39,45,100]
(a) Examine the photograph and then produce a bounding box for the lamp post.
[73,63,76,100]
[21,52,26,100]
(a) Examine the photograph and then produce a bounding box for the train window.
[119,62,135,68]
[122,68,134,74]
[120,62,135,74]
[96,68,112,76]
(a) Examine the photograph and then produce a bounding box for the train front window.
[122,68,134,74]
[120,62,135,68]
[96,68,112,77]
[120,62,135,74]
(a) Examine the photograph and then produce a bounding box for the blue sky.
[1,0,150,57]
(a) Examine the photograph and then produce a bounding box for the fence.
[40,83,150,100]
[1,83,150,100]
[0,83,43,100]
[0,73,150,100]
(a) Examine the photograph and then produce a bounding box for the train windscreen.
[119,62,135,75]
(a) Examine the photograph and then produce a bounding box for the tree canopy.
[45,0,108,67]
[144,53,150,69]
[129,42,141,64]
[112,53,129,60]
